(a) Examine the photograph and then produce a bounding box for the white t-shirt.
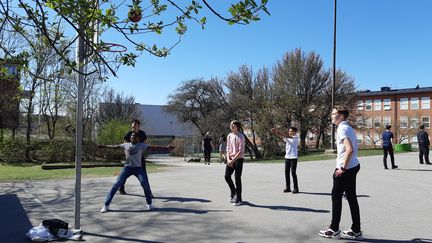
[283,136,299,159]
[336,121,359,169]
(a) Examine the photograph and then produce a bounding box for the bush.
[97,120,130,161]
[38,138,74,163]
[0,137,27,164]
[170,138,185,156]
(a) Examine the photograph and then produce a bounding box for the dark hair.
[132,119,141,125]
[420,124,425,129]
[290,127,298,133]
[334,107,349,119]
[386,124,391,130]
[231,120,242,130]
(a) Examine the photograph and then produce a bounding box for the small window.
[410,97,419,110]
[366,117,372,128]
[357,134,363,144]
[400,98,408,110]
[357,101,364,111]
[383,116,391,126]
[400,116,408,128]
[365,100,372,111]
[374,99,381,111]
[410,117,419,128]
[373,117,381,128]
[374,134,381,146]
[421,97,430,109]
[383,99,391,110]
[421,116,430,128]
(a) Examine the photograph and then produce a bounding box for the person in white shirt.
[319,107,363,240]
[271,126,300,193]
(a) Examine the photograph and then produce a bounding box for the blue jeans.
[104,166,152,206]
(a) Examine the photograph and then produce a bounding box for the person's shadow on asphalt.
[241,201,330,213]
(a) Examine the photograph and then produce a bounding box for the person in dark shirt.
[201,132,214,165]
[417,125,431,165]
[381,125,398,169]
[119,119,152,195]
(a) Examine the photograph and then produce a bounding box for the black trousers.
[330,164,361,233]
[224,158,244,201]
[419,145,430,163]
[204,148,212,162]
[285,158,299,191]
[382,146,395,168]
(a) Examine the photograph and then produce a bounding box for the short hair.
[420,124,425,129]
[231,120,242,130]
[289,127,298,133]
[386,124,392,130]
[334,107,350,119]
[132,119,141,125]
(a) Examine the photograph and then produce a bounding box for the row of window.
[357,97,431,111]
[356,134,421,145]
[358,116,430,129]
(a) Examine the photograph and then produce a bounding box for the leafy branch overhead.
[0,0,269,78]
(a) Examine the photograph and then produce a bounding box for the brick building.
[356,86,431,148]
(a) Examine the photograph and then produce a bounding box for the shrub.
[97,120,130,161]
[38,138,74,163]
[0,137,27,164]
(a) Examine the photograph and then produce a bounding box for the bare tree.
[97,88,140,125]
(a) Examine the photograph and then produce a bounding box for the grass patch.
[0,162,167,182]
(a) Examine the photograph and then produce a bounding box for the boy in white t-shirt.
[271,127,300,193]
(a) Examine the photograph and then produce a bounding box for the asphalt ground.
[1,152,432,243]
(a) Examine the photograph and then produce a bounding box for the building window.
[357,101,364,111]
[410,117,419,128]
[410,97,419,110]
[365,100,372,111]
[421,97,430,109]
[374,134,381,146]
[357,134,363,144]
[373,117,381,128]
[374,99,381,111]
[383,116,391,126]
[366,117,372,128]
[400,98,408,110]
[421,116,430,128]
[400,116,408,128]
[383,99,391,110]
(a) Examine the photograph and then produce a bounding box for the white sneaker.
[100,205,109,213]
[147,204,154,210]
[233,200,243,206]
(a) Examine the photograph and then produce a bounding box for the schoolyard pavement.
[1,152,432,242]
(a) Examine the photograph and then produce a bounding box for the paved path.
[1,152,432,242]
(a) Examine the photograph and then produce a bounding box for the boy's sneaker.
[233,200,243,206]
[283,188,291,193]
[100,205,109,213]
[341,229,363,240]
[319,228,340,239]
[147,204,154,210]
[229,195,237,203]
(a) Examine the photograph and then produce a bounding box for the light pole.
[331,0,337,151]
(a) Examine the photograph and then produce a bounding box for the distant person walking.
[225,120,245,206]
[381,124,398,169]
[319,107,363,240]
[99,133,172,213]
[119,119,150,195]
[271,126,300,193]
[417,125,431,165]
[202,132,214,165]
[219,134,227,164]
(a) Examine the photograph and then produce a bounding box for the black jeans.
[419,145,430,163]
[382,146,395,168]
[285,158,298,191]
[224,158,244,201]
[204,148,212,162]
[330,164,361,233]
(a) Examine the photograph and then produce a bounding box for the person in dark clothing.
[417,125,431,165]
[381,125,398,169]
[202,132,214,165]
[119,119,152,196]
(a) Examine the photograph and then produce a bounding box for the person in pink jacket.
[225,120,246,206]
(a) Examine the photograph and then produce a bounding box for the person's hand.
[335,168,345,177]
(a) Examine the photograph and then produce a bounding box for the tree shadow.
[109,207,231,215]
[126,194,212,203]
[84,231,163,243]
[0,194,34,243]
[242,201,329,213]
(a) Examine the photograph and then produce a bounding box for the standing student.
[381,125,398,169]
[99,133,172,213]
[417,125,431,165]
[225,120,245,206]
[271,127,300,193]
[119,119,150,195]
[219,134,227,164]
[202,132,214,165]
[319,107,363,240]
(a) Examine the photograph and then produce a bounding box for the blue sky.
[105,0,432,105]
